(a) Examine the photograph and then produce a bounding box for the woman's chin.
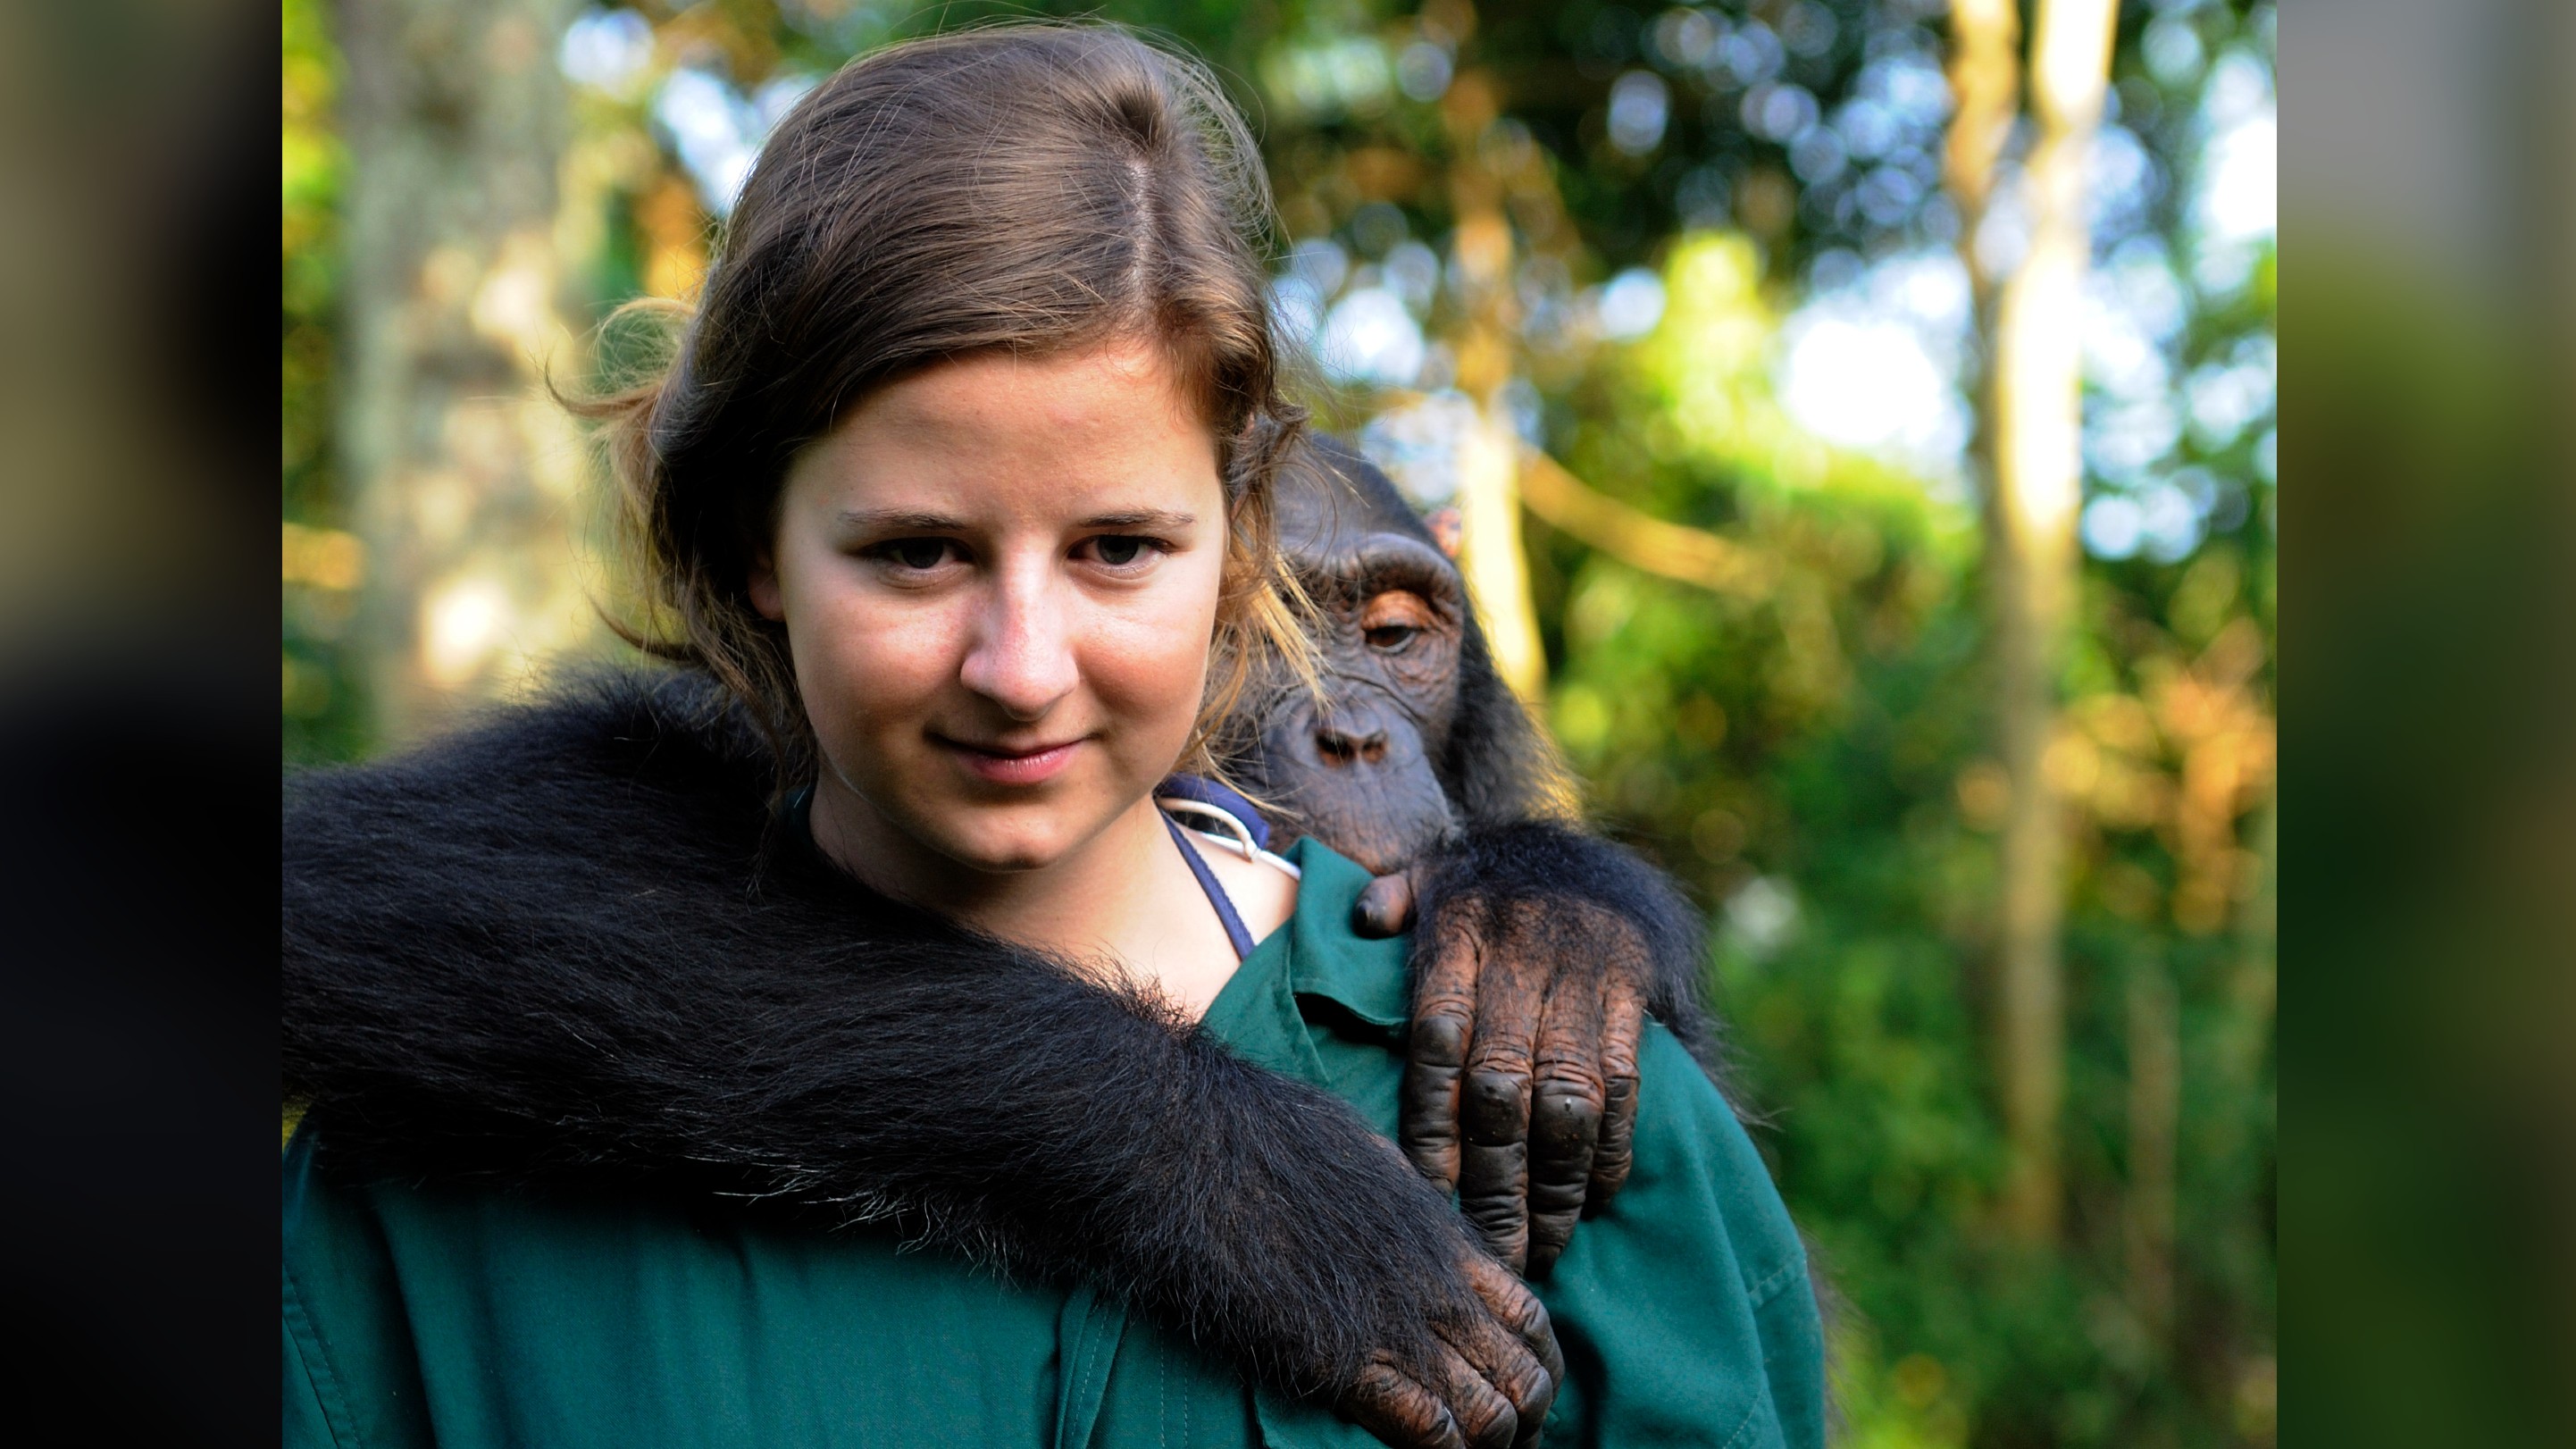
[919,808,1091,875]
[941,838,1065,875]
[841,767,1155,881]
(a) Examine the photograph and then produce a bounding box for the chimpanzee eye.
[1357,589,1439,653]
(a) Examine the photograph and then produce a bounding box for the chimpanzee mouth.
[1275,790,1454,878]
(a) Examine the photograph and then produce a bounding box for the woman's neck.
[807,777,1252,1017]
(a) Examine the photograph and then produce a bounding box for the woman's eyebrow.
[1080,509,1197,531]
[837,507,971,532]
[835,507,1199,532]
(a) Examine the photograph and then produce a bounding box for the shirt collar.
[1277,839,1412,1030]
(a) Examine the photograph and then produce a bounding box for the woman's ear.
[749,552,785,621]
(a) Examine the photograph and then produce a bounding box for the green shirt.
[282,840,1823,1448]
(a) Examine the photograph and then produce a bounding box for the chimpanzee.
[1234,435,1716,1265]
[282,435,1716,1441]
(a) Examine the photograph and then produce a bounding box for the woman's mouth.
[941,736,1083,786]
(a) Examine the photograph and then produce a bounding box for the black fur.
[1413,820,1718,1072]
[283,670,1502,1400]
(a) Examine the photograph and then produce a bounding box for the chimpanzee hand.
[1337,1230,1565,1449]
[1359,871,1646,1275]
[1354,824,1706,1276]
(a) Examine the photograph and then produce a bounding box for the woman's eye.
[1364,624,1419,650]
[1083,536,1158,569]
[877,539,957,572]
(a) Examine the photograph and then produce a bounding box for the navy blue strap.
[1163,809,1256,960]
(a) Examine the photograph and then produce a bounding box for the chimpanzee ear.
[1423,507,1463,559]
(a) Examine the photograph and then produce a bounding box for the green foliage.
[281,0,369,762]
[1539,214,2271,1449]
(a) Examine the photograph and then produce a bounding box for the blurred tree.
[337,0,606,747]
[1968,0,2120,1250]
[283,0,365,760]
[1440,54,1551,700]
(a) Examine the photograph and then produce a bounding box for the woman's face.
[752,339,1228,877]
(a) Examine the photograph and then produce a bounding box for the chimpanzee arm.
[280,679,1558,1448]
[1359,823,1723,1275]
[1359,613,1731,1277]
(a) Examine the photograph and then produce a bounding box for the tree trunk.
[1440,63,1548,705]
[338,0,597,748]
[1942,0,2020,306]
[1977,0,2119,1245]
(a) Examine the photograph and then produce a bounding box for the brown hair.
[577,22,1314,794]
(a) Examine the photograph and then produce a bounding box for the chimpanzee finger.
[1461,1250,1566,1432]
[1339,1357,1468,1449]
[1524,968,1608,1276]
[1524,1083,1601,1275]
[1586,977,1650,1204]
[1354,871,1418,938]
[1453,900,1545,1269]
[1457,1066,1533,1270]
[1424,1338,1521,1449]
[1402,904,1486,1192]
[1434,1311,1554,1449]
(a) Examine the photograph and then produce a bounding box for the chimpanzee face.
[1240,448,1468,875]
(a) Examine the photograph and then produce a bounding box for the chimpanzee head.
[1226,434,1569,875]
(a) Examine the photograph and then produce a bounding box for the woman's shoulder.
[1187,825,1300,942]
[1534,1026,1823,1448]
[1627,1026,1808,1292]
[1267,842,1802,1275]
[280,668,831,954]
[1250,834,1804,1287]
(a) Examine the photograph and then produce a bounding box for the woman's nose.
[957,569,1080,721]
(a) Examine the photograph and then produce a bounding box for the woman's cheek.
[796,582,959,746]
[1081,576,1219,745]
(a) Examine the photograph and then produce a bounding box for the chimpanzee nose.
[1313,721,1390,766]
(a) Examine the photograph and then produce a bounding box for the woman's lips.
[943,736,1083,786]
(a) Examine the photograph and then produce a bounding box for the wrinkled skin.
[1334,1135,1568,1449]
[1343,1242,1567,1449]
[1237,440,1670,1280]
[1255,490,1464,876]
